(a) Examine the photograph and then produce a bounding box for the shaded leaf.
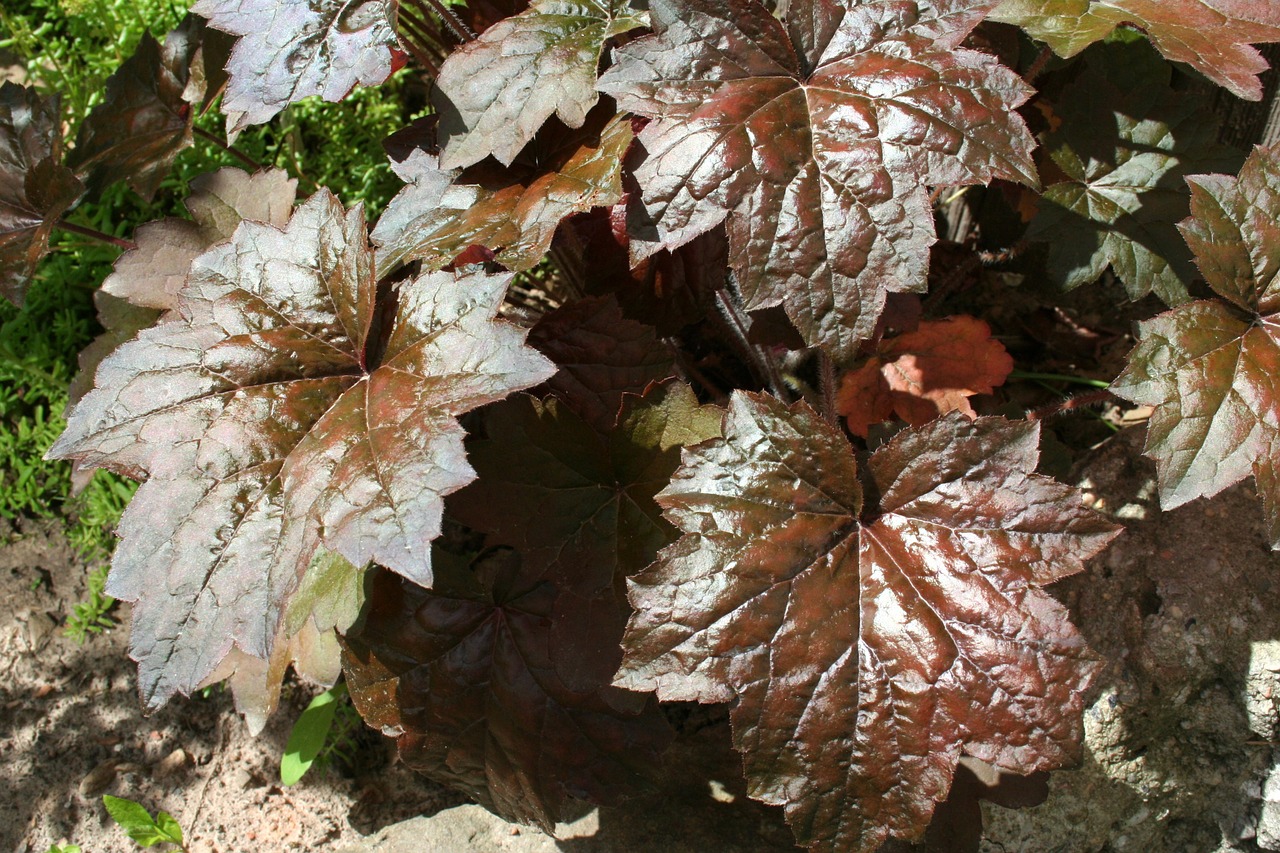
[342,551,674,831]
[1112,143,1280,547]
[434,0,647,168]
[102,167,298,310]
[527,294,676,431]
[372,110,631,277]
[992,0,1280,100]
[193,0,399,131]
[617,394,1119,851]
[553,200,727,334]
[451,383,720,687]
[1030,42,1240,304]
[597,0,1036,360]
[0,82,84,306]
[67,14,209,201]
[49,190,555,708]
[836,315,1013,437]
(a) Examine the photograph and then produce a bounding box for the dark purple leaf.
[616,393,1120,851]
[48,190,555,709]
[1112,143,1280,547]
[450,382,721,688]
[0,82,84,306]
[597,0,1036,360]
[434,0,647,169]
[68,14,210,201]
[527,294,676,431]
[342,550,674,830]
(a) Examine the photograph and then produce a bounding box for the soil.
[5,423,1280,853]
[0,518,467,853]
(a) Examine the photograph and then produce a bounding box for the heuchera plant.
[5,0,1279,849]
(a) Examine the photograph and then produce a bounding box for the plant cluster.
[3,0,1280,849]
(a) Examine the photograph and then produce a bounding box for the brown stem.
[818,348,838,425]
[56,220,137,251]
[193,126,264,171]
[1022,44,1054,86]
[713,288,789,400]
[1025,389,1117,422]
[924,240,1029,312]
[408,0,476,43]
[397,8,448,70]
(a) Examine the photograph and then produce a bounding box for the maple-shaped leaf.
[373,110,631,277]
[342,551,674,830]
[1112,144,1280,548]
[102,167,298,310]
[526,294,676,432]
[616,393,1120,852]
[836,315,1013,437]
[1030,42,1240,304]
[67,14,209,201]
[451,382,720,688]
[0,82,85,306]
[48,190,555,707]
[202,547,366,733]
[597,0,1037,360]
[991,0,1280,100]
[434,0,647,169]
[192,0,399,131]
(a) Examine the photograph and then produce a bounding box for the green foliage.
[45,844,82,853]
[64,563,117,641]
[102,794,186,849]
[280,683,357,785]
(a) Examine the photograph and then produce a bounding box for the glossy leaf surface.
[1030,43,1239,304]
[342,551,673,830]
[1113,144,1280,547]
[372,112,631,277]
[193,0,399,130]
[435,0,647,168]
[67,15,209,200]
[0,83,84,306]
[103,167,298,310]
[597,0,1036,359]
[836,315,1013,436]
[992,0,1280,100]
[617,394,1120,851]
[49,191,555,708]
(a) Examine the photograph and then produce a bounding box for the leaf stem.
[1022,45,1054,86]
[1009,370,1110,389]
[817,348,837,425]
[1025,388,1117,422]
[194,126,265,172]
[55,220,137,251]
[407,0,476,43]
[713,288,788,401]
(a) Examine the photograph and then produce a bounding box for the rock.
[980,429,1280,852]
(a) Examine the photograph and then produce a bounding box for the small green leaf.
[102,794,183,847]
[153,811,185,844]
[280,684,347,785]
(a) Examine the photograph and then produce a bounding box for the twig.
[55,220,137,251]
[194,126,264,172]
